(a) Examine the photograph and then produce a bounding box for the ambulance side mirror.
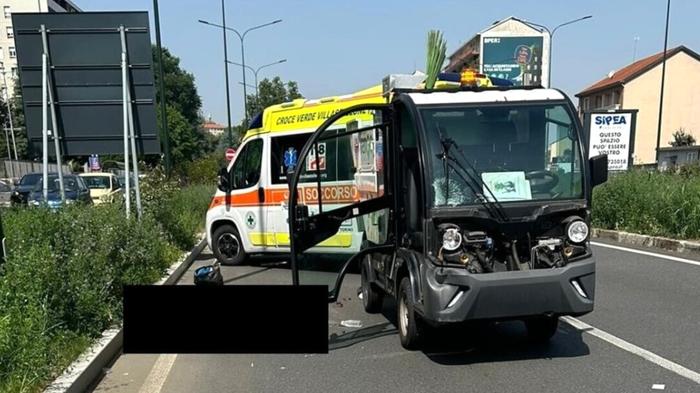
[217,167,231,192]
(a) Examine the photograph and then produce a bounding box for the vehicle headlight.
[566,220,589,244]
[64,199,75,205]
[442,228,462,251]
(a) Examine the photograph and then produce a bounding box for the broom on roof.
[425,30,447,89]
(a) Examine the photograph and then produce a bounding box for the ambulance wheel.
[212,225,247,266]
[398,277,423,350]
[360,257,383,313]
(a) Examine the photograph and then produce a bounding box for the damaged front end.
[433,214,590,273]
[420,206,596,324]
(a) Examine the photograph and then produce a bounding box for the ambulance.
[205,85,386,265]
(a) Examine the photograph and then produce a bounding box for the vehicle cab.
[286,84,608,349]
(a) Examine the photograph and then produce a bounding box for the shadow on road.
[421,320,590,365]
[329,322,397,351]
[328,296,590,365]
[223,267,272,284]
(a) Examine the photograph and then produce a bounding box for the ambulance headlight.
[442,228,462,251]
[566,220,589,244]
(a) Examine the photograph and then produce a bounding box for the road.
[93,241,700,393]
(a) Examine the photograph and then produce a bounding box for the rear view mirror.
[589,154,608,188]
[217,167,230,192]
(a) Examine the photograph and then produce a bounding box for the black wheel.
[360,258,383,313]
[397,277,423,349]
[212,224,246,266]
[525,316,559,342]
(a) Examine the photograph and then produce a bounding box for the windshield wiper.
[440,137,510,222]
[438,135,509,221]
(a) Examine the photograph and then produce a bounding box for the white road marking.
[138,354,177,393]
[591,241,700,267]
[561,316,700,385]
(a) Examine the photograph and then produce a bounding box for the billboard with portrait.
[481,36,544,86]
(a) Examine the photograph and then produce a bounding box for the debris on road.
[651,384,665,390]
[340,320,363,328]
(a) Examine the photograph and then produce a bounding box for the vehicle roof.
[243,84,385,140]
[405,88,566,105]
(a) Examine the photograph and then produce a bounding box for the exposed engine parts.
[436,219,590,273]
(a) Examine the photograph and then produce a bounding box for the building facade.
[202,120,225,137]
[0,0,81,99]
[445,16,550,88]
[577,46,700,165]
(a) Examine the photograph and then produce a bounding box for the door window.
[231,139,263,189]
[288,105,392,300]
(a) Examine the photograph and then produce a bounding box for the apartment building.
[577,46,700,164]
[0,0,81,98]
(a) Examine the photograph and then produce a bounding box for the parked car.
[0,180,12,207]
[28,174,92,208]
[79,172,122,204]
[10,172,44,205]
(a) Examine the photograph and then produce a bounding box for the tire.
[525,316,559,342]
[360,258,383,313]
[212,224,247,266]
[397,277,423,349]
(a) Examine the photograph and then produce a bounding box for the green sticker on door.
[245,211,256,229]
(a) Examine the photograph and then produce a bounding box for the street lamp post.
[227,59,287,100]
[515,15,592,88]
[198,18,282,125]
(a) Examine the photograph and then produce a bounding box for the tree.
[152,46,202,128]
[669,127,696,147]
[246,77,303,119]
[152,45,213,168]
[159,105,201,165]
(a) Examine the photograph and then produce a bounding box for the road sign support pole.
[40,24,65,202]
[41,51,48,202]
[120,26,142,220]
[120,27,131,219]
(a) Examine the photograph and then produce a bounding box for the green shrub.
[593,168,700,239]
[184,153,225,186]
[148,184,214,250]
[0,204,179,392]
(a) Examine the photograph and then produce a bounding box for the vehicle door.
[288,104,394,302]
[224,137,271,249]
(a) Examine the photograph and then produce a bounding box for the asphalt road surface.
[93,240,700,392]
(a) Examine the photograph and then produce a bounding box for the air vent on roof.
[607,70,616,79]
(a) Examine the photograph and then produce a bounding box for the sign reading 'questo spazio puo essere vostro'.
[587,112,636,171]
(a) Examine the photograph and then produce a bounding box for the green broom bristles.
[425,30,447,89]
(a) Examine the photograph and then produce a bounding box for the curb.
[43,237,207,393]
[592,228,700,257]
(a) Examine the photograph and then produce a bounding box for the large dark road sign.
[12,12,160,156]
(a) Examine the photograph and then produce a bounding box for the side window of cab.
[231,139,264,189]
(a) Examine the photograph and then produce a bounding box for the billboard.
[481,36,544,86]
[584,110,638,171]
[12,12,160,157]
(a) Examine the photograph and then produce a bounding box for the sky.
[78,0,700,127]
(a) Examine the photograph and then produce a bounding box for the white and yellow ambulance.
[205,85,386,265]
